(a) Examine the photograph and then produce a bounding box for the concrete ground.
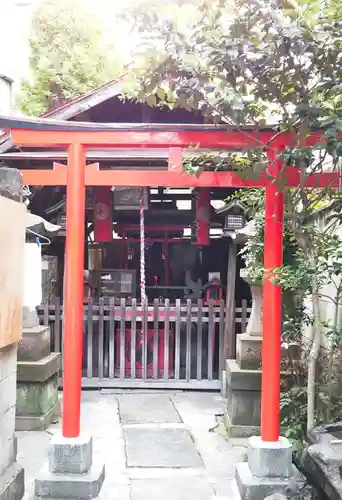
[17,391,247,500]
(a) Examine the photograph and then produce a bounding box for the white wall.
[0,77,12,115]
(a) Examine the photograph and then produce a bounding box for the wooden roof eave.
[0,114,280,133]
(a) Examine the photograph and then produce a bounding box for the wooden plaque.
[113,188,148,211]
[0,196,25,348]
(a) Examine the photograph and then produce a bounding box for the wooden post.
[224,242,237,360]
[261,146,284,442]
[62,143,86,438]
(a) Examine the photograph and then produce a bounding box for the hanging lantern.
[220,199,247,234]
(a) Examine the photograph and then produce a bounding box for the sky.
[0,0,36,85]
[0,0,141,91]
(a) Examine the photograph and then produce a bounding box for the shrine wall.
[0,169,25,499]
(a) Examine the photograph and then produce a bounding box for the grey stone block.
[0,439,17,476]
[17,353,61,383]
[0,461,24,500]
[18,326,51,362]
[22,307,39,329]
[0,345,17,382]
[34,459,105,499]
[302,443,342,500]
[248,436,293,478]
[226,382,261,427]
[236,334,262,369]
[0,167,22,202]
[48,434,93,474]
[0,407,16,448]
[226,360,262,391]
[0,373,17,417]
[225,411,260,438]
[235,462,305,500]
[15,401,60,431]
[264,495,288,500]
[16,373,59,418]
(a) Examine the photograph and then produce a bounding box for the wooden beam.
[168,147,183,171]
[20,163,340,188]
[11,128,282,149]
[85,163,267,187]
[21,163,67,186]
[224,243,238,361]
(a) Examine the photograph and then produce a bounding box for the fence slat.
[175,299,181,381]
[208,300,214,381]
[43,299,49,327]
[219,299,225,375]
[196,299,203,381]
[130,299,137,379]
[87,299,93,378]
[98,298,104,379]
[109,298,115,379]
[142,300,148,380]
[55,297,61,353]
[153,299,159,380]
[185,299,192,382]
[241,299,248,333]
[120,298,126,380]
[164,299,170,380]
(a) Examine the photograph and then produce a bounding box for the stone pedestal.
[16,326,61,431]
[236,437,305,500]
[225,273,263,437]
[225,359,261,437]
[34,434,105,499]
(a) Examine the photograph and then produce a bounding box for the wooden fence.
[38,298,250,389]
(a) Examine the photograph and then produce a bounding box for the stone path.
[17,391,247,500]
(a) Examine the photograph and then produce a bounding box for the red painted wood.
[261,147,285,442]
[20,165,340,189]
[11,128,284,148]
[116,328,174,377]
[168,147,183,171]
[62,143,86,438]
[195,190,210,246]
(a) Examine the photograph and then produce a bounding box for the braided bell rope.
[140,188,146,302]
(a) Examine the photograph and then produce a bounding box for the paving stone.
[193,430,247,477]
[131,478,214,500]
[213,478,241,499]
[119,394,181,424]
[171,393,225,430]
[98,482,131,500]
[125,428,203,468]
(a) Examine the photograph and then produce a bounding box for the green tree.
[124,0,342,432]
[18,0,122,116]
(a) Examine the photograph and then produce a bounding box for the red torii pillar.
[62,142,86,438]
[261,145,285,442]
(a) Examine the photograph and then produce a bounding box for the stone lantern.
[17,210,62,431]
[225,218,264,437]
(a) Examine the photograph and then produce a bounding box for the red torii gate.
[1,117,334,443]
